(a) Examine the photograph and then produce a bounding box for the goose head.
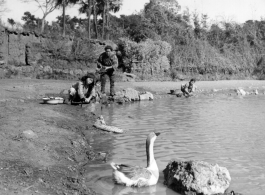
[146,132,160,167]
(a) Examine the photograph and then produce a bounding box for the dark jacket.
[97,52,118,69]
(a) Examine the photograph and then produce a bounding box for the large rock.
[122,88,140,101]
[139,91,154,100]
[163,160,231,195]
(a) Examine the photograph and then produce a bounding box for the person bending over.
[68,73,99,103]
[181,78,197,97]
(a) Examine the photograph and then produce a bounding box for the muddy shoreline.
[1,79,265,195]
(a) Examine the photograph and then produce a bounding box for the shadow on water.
[82,95,265,195]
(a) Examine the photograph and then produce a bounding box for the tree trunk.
[102,0,106,40]
[41,17,45,33]
[87,0,92,40]
[106,0,110,40]
[92,0,98,39]
[62,0,66,37]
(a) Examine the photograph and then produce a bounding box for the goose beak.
[155,133,160,136]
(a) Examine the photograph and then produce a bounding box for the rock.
[254,89,258,95]
[114,96,125,104]
[235,88,246,96]
[163,160,231,195]
[22,130,37,139]
[139,91,154,100]
[122,88,139,101]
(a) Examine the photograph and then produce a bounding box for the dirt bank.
[0,79,265,195]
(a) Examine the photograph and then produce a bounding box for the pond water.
[85,95,265,195]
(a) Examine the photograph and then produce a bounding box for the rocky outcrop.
[163,160,231,195]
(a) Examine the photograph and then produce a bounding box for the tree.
[55,0,79,36]
[20,0,57,33]
[22,11,41,31]
[92,0,98,38]
[78,0,92,39]
[7,18,16,29]
[97,0,122,39]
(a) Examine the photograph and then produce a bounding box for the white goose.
[110,132,160,187]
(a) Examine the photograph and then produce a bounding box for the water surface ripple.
[86,95,265,195]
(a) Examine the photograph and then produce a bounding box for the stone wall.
[0,27,116,79]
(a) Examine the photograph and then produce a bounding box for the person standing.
[97,45,118,96]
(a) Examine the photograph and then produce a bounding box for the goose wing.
[116,164,152,180]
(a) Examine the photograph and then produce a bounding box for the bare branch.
[20,0,57,32]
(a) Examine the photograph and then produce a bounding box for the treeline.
[5,0,265,80]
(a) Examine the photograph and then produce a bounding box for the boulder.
[163,160,231,195]
[122,88,139,101]
[139,91,154,100]
[235,88,246,96]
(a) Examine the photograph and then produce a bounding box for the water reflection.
[112,185,157,195]
[86,95,265,195]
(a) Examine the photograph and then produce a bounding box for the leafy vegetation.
[4,0,265,80]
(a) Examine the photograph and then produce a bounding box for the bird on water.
[110,132,160,187]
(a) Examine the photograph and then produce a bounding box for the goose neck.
[146,139,155,167]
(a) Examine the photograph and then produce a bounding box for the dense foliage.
[4,0,265,80]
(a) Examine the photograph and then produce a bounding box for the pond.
[85,95,265,195]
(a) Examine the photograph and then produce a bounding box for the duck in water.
[110,132,160,187]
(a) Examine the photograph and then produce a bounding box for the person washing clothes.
[97,45,118,96]
[181,78,197,97]
[68,73,99,103]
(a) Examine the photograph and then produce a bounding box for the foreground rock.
[163,160,231,195]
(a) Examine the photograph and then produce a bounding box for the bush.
[117,38,171,80]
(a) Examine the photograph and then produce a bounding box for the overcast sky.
[1,0,265,25]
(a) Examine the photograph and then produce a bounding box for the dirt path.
[0,79,265,195]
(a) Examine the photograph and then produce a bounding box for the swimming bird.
[110,132,160,187]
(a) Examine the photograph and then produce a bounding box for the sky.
[1,0,265,26]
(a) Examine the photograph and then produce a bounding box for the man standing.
[97,45,118,96]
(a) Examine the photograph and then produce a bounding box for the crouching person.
[180,78,197,97]
[68,73,99,104]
